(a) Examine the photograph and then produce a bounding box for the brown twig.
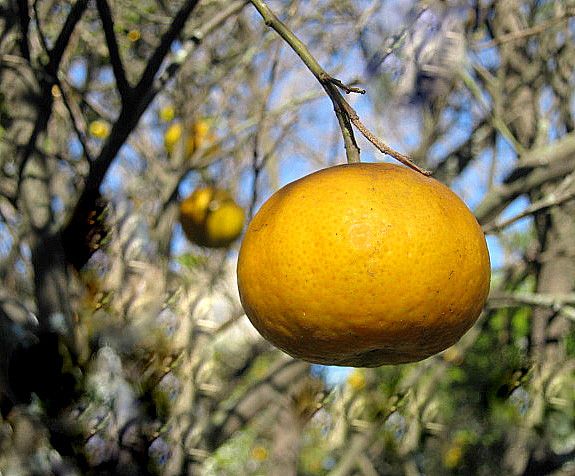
[96,0,131,104]
[476,8,575,49]
[341,101,432,175]
[249,0,430,175]
[488,291,575,321]
[320,73,366,95]
[57,78,94,162]
[475,136,575,224]
[484,173,575,234]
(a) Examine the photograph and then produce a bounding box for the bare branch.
[32,1,50,56]
[95,0,132,103]
[16,0,89,201]
[249,0,360,164]
[46,0,89,76]
[205,358,310,449]
[489,291,575,321]
[189,0,250,43]
[57,79,94,162]
[476,8,575,49]
[460,67,525,155]
[327,429,378,476]
[75,0,201,200]
[249,0,430,174]
[322,74,366,95]
[15,0,30,61]
[475,134,575,224]
[154,0,249,94]
[133,0,201,99]
[484,173,575,233]
[343,102,431,175]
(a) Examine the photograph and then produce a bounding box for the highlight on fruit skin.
[236,162,491,367]
[179,186,245,248]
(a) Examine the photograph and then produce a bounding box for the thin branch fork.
[476,7,575,49]
[249,0,431,175]
[73,0,202,201]
[62,0,249,269]
[95,0,131,104]
[45,0,90,75]
[319,72,366,95]
[475,153,575,225]
[488,291,575,321]
[484,173,575,234]
[17,0,90,201]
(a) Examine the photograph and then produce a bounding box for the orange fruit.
[179,186,244,248]
[347,369,366,390]
[88,119,110,139]
[250,446,268,462]
[164,120,217,159]
[236,163,490,367]
[158,105,176,123]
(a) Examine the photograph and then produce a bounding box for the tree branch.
[205,358,310,450]
[46,0,89,76]
[488,291,575,321]
[57,78,93,162]
[77,0,201,198]
[154,0,249,94]
[475,140,575,224]
[95,0,132,104]
[16,0,30,61]
[484,173,575,233]
[32,1,50,56]
[189,0,249,43]
[249,0,430,174]
[62,0,248,267]
[17,0,90,202]
[476,7,575,49]
[327,429,378,476]
[132,0,200,100]
[249,0,360,164]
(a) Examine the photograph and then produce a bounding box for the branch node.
[329,77,366,95]
[250,0,428,174]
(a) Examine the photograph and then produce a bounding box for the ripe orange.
[164,120,218,159]
[236,163,490,367]
[88,119,110,139]
[179,186,245,248]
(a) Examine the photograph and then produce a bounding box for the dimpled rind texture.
[237,163,491,367]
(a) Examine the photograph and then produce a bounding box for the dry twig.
[249,0,431,175]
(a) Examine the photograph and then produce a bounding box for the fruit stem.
[249,0,431,175]
[250,0,360,164]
